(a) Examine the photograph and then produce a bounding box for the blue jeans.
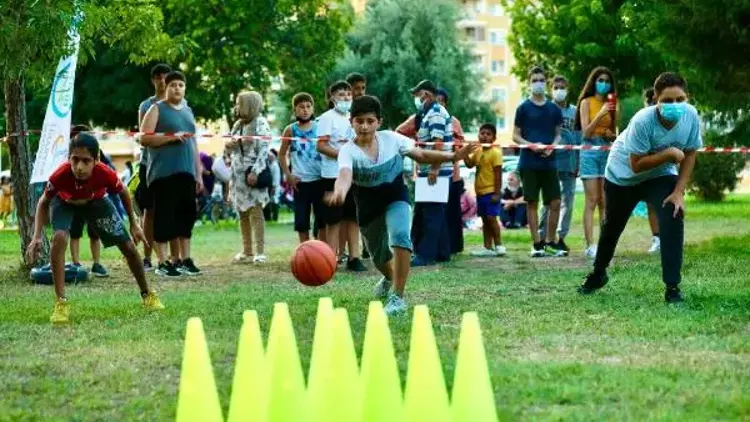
[500,204,527,227]
[411,202,450,263]
[540,171,577,240]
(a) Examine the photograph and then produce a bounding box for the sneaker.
[556,239,570,255]
[253,254,267,264]
[233,252,250,263]
[362,247,371,259]
[495,245,507,256]
[577,271,609,295]
[384,293,408,315]
[50,299,70,324]
[181,258,201,276]
[338,254,349,265]
[142,291,165,310]
[648,236,661,254]
[665,286,684,304]
[530,242,546,258]
[346,257,368,272]
[143,258,153,272]
[470,248,499,257]
[373,277,392,299]
[155,261,181,277]
[90,263,109,278]
[544,242,567,257]
[584,245,598,259]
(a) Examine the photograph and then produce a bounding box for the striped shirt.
[416,101,453,175]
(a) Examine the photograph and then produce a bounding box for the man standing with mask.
[512,66,565,258]
[409,80,454,266]
[539,75,579,254]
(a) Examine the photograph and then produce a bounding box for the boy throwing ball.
[27,133,164,324]
[325,96,477,314]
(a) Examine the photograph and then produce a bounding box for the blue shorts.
[359,201,412,266]
[476,194,500,217]
[580,137,610,179]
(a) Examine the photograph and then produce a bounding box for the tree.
[160,0,354,125]
[330,0,493,129]
[1,0,175,267]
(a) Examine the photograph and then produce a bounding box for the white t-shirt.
[606,104,702,186]
[317,109,355,178]
[338,131,414,187]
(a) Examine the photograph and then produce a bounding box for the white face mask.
[414,97,424,110]
[553,89,567,102]
[335,100,352,113]
[531,81,546,96]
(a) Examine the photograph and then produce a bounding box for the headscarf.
[235,91,264,124]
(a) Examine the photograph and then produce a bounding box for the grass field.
[1,195,749,421]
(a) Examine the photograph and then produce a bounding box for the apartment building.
[351,0,522,145]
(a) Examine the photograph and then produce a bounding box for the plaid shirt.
[416,101,454,175]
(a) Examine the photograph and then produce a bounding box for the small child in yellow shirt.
[465,124,505,257]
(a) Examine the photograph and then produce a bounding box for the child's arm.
[118,189,148,246]
[279,126,297,190]
[316,136,339,159]
[325,168,353,206]
[492,166,502,202]
[139,106,188,147]
[407,142,478,165]
[26,195,51,263]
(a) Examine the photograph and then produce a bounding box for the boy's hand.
[26,237,42,264]
[287,175,300,191]
[246,172,258,186]
[491,193,500,203]
[540,146,553,158]
[427,170,438,186]
[323,188,346,207]
[668,147,685,164]
[453,142,480,163]
[131,223,149,248]
[662,190,685,218]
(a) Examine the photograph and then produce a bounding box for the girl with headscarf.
[225,91,272,263]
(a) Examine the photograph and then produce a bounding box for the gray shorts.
[50,197,131,247]
[359,201,412,266]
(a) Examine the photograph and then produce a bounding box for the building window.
[475,0,486,13]
[496,116,506,130]
[472,55,485,72]
[490,4,504,16]
[491,87,507,103]
[489,30,507,46]
[490,60,506,75]
[464,27,486,42]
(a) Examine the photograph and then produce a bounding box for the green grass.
[1,195,749,421]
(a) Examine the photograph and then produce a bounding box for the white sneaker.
[470,248,499,257]
[373,277,392,299]
[253,254,267,264]
[494,245,507,256]
[233,252,250,263]
[384,293,408,315]
[584,245,598,259]
[530,244,546,258]
[648,236,661,254]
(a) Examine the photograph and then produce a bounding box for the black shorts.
[135,182,153,213]
[150,173,197,243]
[520,170,561,204]
[293,180,324,232]
[69,212,99,240]
[319,178,357,226]
[50,197,130,247]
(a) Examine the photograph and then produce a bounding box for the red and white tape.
[3,130,749,153]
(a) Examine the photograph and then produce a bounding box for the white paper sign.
[415,177,449,203]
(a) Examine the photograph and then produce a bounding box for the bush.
[689,130,747,201]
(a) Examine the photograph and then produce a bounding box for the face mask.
[414,97,424,110]
[553,89,567,102]
[530,82,546,96]
[596,81,611,95]
[296,114,314,123]
[335,100,351,113]
[660,102,686,122]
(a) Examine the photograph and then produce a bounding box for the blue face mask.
[596,81,611,95]
[660,102,687,122]
[335,100,352,114]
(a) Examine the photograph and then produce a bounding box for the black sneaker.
[665,286,684,304]
[155,261,181,277]
[346,257,368,272]
[530,242,546,258]
[143,258,153,272]
[91,263,109,278]
[362,247,371,259]
[338,254,349,265]
[556,239,570,255]
[180,258,201,276]
[578,271,609,295]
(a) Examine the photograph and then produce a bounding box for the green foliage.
[331,0,494,130]
[689,131,748,202]
[161,0,353,124]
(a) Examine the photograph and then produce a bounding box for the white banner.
[30,31,80,184]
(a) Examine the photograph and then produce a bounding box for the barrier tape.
[3,129,749,153]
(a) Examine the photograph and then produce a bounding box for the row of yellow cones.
[176,298,497,421]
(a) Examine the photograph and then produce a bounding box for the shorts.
[50,197,130,247]
[319,178,357,226]
[476,194,500,217]
[580,137,610,179]
[150,172,197,243]
[135,181,154,213]
[520,170,561,204]
[293,180,325,232]
[69,212,99,240]
[359,201,412,266]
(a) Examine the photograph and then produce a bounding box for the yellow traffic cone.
[176,318,223,422]
[307,298,334,420]
[266,303,310,422]
[360,301,405,422]
[404,305,451,422]
[451,312,497,422]
[325,308,362,422]
[227,310,267,422]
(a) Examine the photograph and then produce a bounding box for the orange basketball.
[291,240,337,286]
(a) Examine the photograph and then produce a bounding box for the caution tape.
[3,129,749,153]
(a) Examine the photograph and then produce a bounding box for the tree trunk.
[4,75,50,268]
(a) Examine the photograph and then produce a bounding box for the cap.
[409,80,437,94]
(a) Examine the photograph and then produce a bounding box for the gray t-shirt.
[146,101,198,185]
[138,97,159,167]
[605,104,702,186]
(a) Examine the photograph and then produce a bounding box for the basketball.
[291,240,337,286]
